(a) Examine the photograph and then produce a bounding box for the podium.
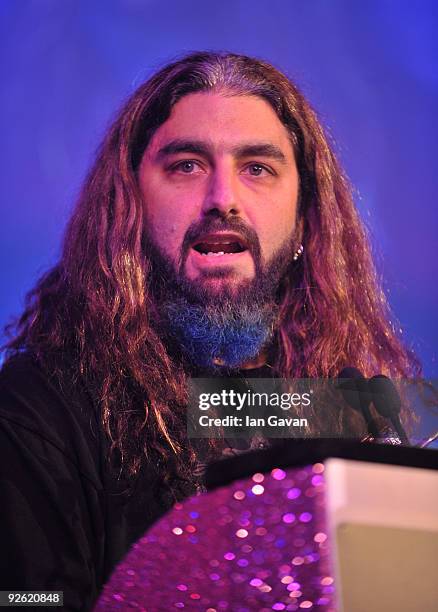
[95,441,438,611]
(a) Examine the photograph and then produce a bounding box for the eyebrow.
[156,139,288,164]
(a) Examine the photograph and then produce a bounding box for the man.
[0,52,419,610]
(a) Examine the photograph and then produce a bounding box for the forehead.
[145,91,295,158]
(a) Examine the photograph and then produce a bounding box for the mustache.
[179,217,262,273]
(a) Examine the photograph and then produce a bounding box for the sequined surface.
[95,464,336,611]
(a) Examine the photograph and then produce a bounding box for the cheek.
[145,195,193,261]
[253,202,297,260]
[140,177,174,247]
[147,211,185,257]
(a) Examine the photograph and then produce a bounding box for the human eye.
[168,159,204,174]
[242,163,275,177]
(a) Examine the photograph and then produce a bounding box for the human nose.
[202,164,241,218]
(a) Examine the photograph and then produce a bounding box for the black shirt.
[0,353,198,611]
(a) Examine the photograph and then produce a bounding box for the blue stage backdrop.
[1,1,437,389]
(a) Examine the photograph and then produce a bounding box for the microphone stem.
[418,431,438,448]
[362,405,380,438]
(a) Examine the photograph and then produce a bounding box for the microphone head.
[338,367,364,380]
[368,375,401,417]
[337,367,370,413]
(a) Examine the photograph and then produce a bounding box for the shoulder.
[1,351,63,407]
[0,352,102,487]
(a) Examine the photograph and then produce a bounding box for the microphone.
[337,367,379,438]
[368,375,410,445]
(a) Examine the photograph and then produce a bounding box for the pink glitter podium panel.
[95,463,335,611]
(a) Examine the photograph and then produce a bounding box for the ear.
[293,212,304,248]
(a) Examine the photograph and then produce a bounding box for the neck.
[213,350,268,370]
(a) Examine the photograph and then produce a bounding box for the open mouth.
[191,232,248,257]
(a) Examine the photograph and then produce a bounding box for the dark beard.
[144,218,296,370]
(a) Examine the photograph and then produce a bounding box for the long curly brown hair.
[4,52,420,480]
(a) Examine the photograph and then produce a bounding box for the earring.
[293,244,304,261]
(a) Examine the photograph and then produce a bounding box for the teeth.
[201,251,227,256]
